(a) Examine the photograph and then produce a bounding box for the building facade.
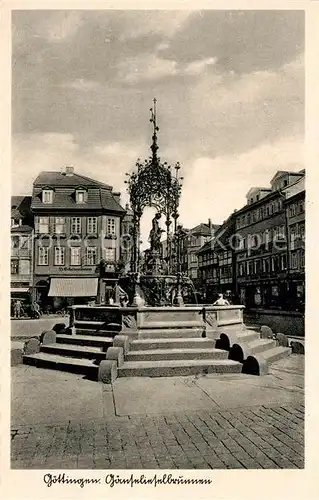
[233,170,305,310]
[11,196,34,312]
[31,167,125,311]
[284,175,305,311]
[176,220,218,288]
[197,216,236,302]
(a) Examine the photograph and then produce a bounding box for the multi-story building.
[178,220,218,288]
[11,196,34,311]
[31,166,125,310]
[284,175,305,311]
[197,215,236,302]
[233,169,305,309]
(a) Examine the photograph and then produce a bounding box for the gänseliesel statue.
[149,212,164,253]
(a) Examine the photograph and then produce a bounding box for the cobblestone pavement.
[11,403,304,469]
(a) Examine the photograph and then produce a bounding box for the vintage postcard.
[1,1,318,499]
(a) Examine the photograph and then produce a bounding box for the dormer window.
[43,189,53,204]
[76,189,87,204]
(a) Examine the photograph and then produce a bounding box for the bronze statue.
[149,212,164,253]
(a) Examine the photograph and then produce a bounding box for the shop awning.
[48,278,98,297]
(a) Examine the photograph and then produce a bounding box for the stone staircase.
[23,328,115,380]
[117,334,242,378]
[22,307,292,381]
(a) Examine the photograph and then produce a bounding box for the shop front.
[47,277,99,312]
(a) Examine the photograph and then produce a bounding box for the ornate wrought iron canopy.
[125,99,183,274]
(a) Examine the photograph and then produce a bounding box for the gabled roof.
[190,222,219,236]
[270,170,303,184]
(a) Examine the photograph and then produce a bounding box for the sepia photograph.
[9,8,305,473]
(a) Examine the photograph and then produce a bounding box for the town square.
[9,9,305,475]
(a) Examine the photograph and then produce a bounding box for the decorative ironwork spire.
[150,97,159,164]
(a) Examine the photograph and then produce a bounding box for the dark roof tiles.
[31,171,125,213]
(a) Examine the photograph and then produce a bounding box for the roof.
[196,216,234,254]
[190,222,219,236]
[11,225,33,233]
[11,196,32,220]
[246,187,271,197]
[31,171,125,213]
[270,170,304,184]
[33,171,112,189]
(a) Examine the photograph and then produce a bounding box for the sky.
[12,10,304,245]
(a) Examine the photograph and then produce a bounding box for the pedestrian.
[212,293,230,306]
[31,301,41,319]
[14,299,22,319]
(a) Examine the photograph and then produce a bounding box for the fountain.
[68,99,251,380]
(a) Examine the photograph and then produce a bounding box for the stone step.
[258,346,291,364]
[74,328,118,337]
[40,343,107,360]
[237,330,260,342]
[247,338,276,354]
[118,359,242,378]
[23,352,98,377]
[126,348,228,362]
[130,338,216,351]
[56,334,113,348]
[138,328,204,339]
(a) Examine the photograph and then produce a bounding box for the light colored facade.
[234,169,305,309]
[31,167,125,310]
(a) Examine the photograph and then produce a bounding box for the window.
[263,258,270,274]
[291,251,298,269]
[19,260,31,275]
[86,247,97,265]
[289,204,296,217]
[54,247,65,266]
[20,236,30,250]
[11,236,19,249]
[70,247,81,266]
[238,262,245,276]
[191,253,197,263]
[271,256,279,272]
[247,213,251,224]
[299,200,305,213]
[254,260,261,274]
[104,247,116,261]
[247,261,254,275]
[38,247,49,265]
[87,217,97,234]
[107,218,116,236]
[299,250,305,268]
[71,217,81,234]
[283,179,288,187]
[55,217,66,234]
[11,218,21,228]
[11,259,19,274]
[299,222,305,240]
[38,217,49,234]
[76,190,86,204]
[42,189,53,204]
[281,253,287,270]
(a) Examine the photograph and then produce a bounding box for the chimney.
[208,218,212,229]
[63,165,74,176]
